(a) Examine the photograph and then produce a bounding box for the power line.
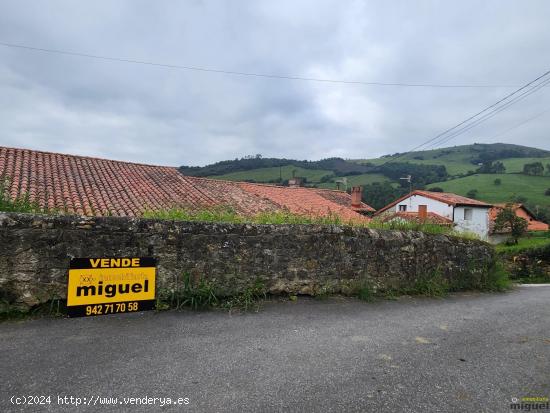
[422,76,550,150]
[0,41,539,89]
[377,68,550,167]
[486,107,550,141]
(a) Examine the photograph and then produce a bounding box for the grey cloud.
[0,0,549,166]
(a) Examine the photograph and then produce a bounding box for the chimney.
[418,204,428,220]
[351,186,363,208]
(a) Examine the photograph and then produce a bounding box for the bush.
[0,179,42,213]
[466,189,478,199]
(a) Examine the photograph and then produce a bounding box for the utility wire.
[486,107,550,141]
[376,69,550,167]
[0,41,539,89]
[422,75,550,150]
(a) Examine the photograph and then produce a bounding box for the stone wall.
[0,213,495,310]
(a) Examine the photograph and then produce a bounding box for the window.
[463,208,473,221]
[398,204,407,212]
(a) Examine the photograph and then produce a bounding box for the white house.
[376,190,493,240]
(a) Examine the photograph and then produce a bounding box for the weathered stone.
[0,212,495,310]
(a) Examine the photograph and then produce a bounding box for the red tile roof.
[489,203,549,232]
[0,146,373,221]
[380,211,454,226]
[376,190,492,214]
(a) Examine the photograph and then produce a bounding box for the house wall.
[391,195,453,219]
[0,212,495,311]
[389,194,491,239]
[453,206,491,240]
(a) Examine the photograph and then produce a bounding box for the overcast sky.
[1,1,549,166]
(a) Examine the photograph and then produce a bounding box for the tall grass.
[143,206,355,226]
[0,179,42,213]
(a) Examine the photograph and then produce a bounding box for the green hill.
[428,174,550,208]
[213,165,332,183]
[179,143,550,215]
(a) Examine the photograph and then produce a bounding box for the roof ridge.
[0,145,174,169]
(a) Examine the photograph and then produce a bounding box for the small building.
[375,190,492,239]
[488,203,549,244]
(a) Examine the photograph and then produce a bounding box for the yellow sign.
[67,257,156,317]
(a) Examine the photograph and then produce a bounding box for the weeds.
[356,281,375,302]
[0,179,42,213]
[222,279,266,312]
[156,274,266,312]
[142,206,355,227]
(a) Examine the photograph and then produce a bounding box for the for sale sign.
[67,257,156,317]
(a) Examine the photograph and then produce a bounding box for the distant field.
[316,173,390,189]
[212,165,332,182]
[355,149,550,177]
[500,157,550,173]
[428,173,550,207]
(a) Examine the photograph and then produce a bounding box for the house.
[488,203,549,243]
[0,146,374,222]
[375,190,492,239]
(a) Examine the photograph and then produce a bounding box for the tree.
[494,178,501,186]
[494,204,528,244]
[545,188,550,196]
[546,163,550,176]
[477,160,505,174]
[510,194,528,204]
[523,162,544,176]
[466,189,478,199]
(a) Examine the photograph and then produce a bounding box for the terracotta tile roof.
[235,182,373,221]
[0,146,373,221]
[376,189,492,214]
[489,203,549,232]
[380,211,454,226]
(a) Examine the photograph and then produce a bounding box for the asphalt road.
[1,286,549,413]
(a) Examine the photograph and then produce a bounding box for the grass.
[367,217,456,235]
[500,157,550,173]
[352,261,510,303]
[143,206,489,242]
[143,206,355,226]
[495,232,550,254]
[0,297,67,321]
[212,165,333,183]
[156,273,267,312]
[0,179,43,213]
[316,173,391,189]
[428,173,550,208]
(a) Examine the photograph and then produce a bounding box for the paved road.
[1,286,549,412]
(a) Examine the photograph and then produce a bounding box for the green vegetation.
[367,217,451,235]
[156,273,267,312]
[0,179,42,213]
[495,232,550,254]
[178,144,550,217]
[494,205,528,244]
[316,173,391,190]
[1,297,66,321]
[213,165,332,183]
[143,206,487,242]
[352,261,510,303]
[428,173,550,207]
[142,206,350,226]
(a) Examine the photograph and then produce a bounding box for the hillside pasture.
[428,173,550,207]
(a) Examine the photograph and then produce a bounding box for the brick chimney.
[418,204,428,220]
[351,186,363,208]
